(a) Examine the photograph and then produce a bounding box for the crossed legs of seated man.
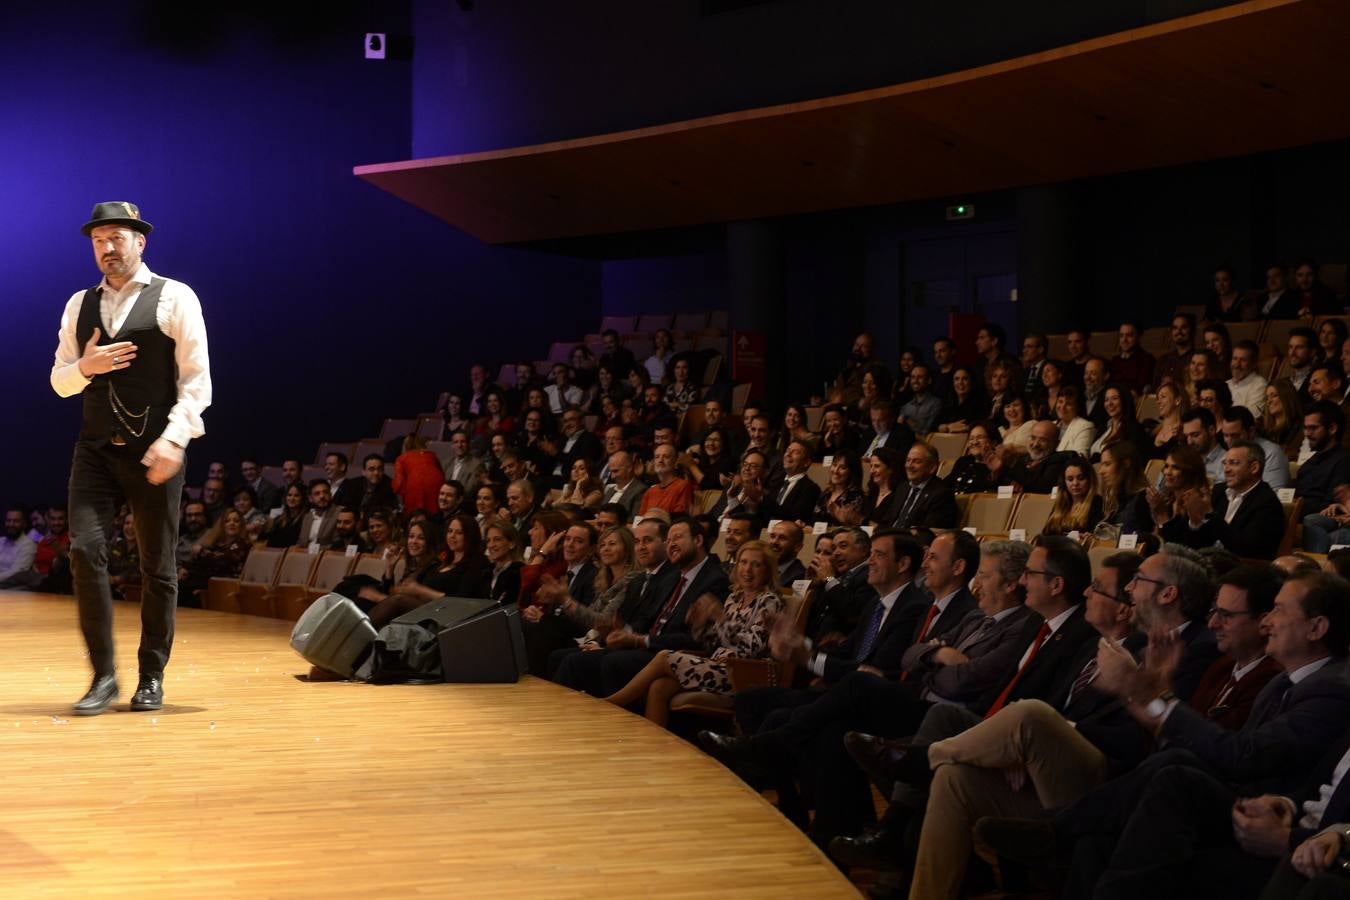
[906,699,1110,899]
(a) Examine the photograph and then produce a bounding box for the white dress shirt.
[1227,372,1269,417]
[50,263,212,448]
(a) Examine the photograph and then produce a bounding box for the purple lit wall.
[3,3,599,506]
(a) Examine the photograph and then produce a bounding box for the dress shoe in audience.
[972,815,1057,867]
[697,730,755,768]
[843,731,932,790]
[72,674,119,716]
[130,674,164,711]
[827,827,906,870]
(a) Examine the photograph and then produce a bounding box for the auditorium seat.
[302,464,326,484]
[963,493,1016,535]
[1089,331,1116,357]
[1140,326,1171,355]
[708,310,728,332]
[206,547,286,615]
[1089,540,1136,575]
[314,441,355,466]
[351,553,387,581]
[673,311,708,333]
[1279,498,1304,556]
[730,383,752,414]
[1135,394,1160,422]
[1009,492,1055,538]
[637,313,673,333]
[1264,319,1304,354]
[378,418,416,441]
[806,463,830,490]
[681,403,707,443]
[797,530,819,567]
[267,549,322,620]
[928,432,966,462]
[694,490,723,516]
[1144,458,1165,486]
[599,315,636,334]
[1227,321,1263,344]
[937,458,955,479]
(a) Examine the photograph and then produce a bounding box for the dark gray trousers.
[68,441,183,677]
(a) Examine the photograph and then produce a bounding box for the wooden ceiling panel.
[356,0,1350,244]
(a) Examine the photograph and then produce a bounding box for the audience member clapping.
[814,452,865,527]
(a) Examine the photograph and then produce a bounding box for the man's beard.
[4,528,21,541]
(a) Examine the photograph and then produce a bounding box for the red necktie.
[984,621,1051,718]
[900,604,941,682]
[648,575,687,637]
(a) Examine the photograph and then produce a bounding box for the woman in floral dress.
[602,540,786,726]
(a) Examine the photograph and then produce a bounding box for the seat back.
[238,547,286,586]
[309,550,356,593]
[1279,498,1304,557]
[314,441,355,467]
[963,493,1016,534]
[673,311,708,333]
[927,432,967,462]
[637,313,673,333]
[379,418,416,441]
[600,315,636,334]
[1144,458,1165,486]
[351,553,387,580]
[276,548,320,586]
[1009,493,1056,538]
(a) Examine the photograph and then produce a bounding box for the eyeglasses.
[1023,568,1059,580]
[1128,573,1169,589]
[1089,582,1132,606]
[1207,607,1252,622]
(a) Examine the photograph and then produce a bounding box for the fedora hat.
[81,201,153,236]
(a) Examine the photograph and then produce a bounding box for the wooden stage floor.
[0,593,857,898]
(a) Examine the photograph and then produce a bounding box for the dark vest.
[75,280,177,455]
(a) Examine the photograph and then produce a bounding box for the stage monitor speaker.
[291,593,378,678]
[437,604,527,683]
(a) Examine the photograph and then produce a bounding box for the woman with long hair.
[1042,458,1103,537]
[1089,384,1145,461]
[854,364,892,424]
[777,403,820,457]
[517,510,572,609]
[1261,380,1304,458]
[264,482,308,548]
[1319,318,1349,364]
[383,518,441,590]
[1146,445,1211,531]
[602,540,785,726]
[983,360,1020,430]
[542,526,639,645]
[182,508,251,601]
[1038,359,1066,420]
[440,393,470,437]
[814,451,866,526]
[1097,442,1152,536]
[861,446,904,526]
[1202,324,1233,380]
[474,483,505,534]
[359,515,491,630]
[472,390,515,442]
[1148,380,1190,459]
[557,457,605,509]
[935,366,983,434]
[663,357,701,414]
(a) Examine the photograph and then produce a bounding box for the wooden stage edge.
[0,592,857,898]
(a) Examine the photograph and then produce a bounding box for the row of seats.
[1047,314,1349,363]
[202,548,384,621]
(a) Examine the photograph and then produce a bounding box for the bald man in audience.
[767,520,807,587]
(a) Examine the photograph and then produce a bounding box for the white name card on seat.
[308,542,321,555]
[1118,533,1139,550]
[792,579,812,598]
[813,521,828,535]
[268,507,282,519]
[1277,488,1296,503]
[861,525,875,536]
[1009,528,1027,543]
[997,485,1014,499]
[1050,487,1059,498]
[767,519,783,532]
[822,456,834,467]
[1067,530,1080,543]
[344,544,358,557]
[964,526,979,536]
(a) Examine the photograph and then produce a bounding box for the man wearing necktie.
[892,442,959,529]
[977,570,1350,900]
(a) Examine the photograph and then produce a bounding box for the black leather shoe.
[130,674,164,711]
[973,816,1057,866]
[697,730,755,768]
[843,731,934,791]
[828,827,905,870]
[72,674,119,716]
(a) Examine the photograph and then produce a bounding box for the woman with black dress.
[934,367,984,435]
[1097,442,1152,537]
[263,483,307,548]
[1089,385,1146,461]
[860,446,905,526]
[364,513,491,629]
[947,423,998,494]
[1042,458,1104,538]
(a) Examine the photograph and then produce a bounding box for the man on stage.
[50,202,212,715]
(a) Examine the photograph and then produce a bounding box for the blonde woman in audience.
[602,539,785,726]
[556,458,605,509]
[1097,442,1153,535]
[1146,445,1210,529]
[1042,457,1103,538]
[1053,385,1096,456]
[1148,380,1189,458]
[182,508,251,600]
[1262,379,1304,457]
[541,525,637,638]
[1183,349,1221,403]
[999,395,1035,449]
[231,486,268,541]
[644,328,675,383]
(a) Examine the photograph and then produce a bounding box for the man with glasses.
[1160,440,1285,561]
[1187,565,1283,730]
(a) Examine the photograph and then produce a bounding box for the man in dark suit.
[239,457,280,513]
[600,451,646,522]
[1253,727,1350,899]
[762,441,821,524]
[766,520,807,588]
[325,451,364,513]
[891,441,959,529]
[861,400,917,460]
[1161,440,1286,560]
[804,526,875,641]
[1081,357,1111,433]
[1005,420,1073,494]
[520,522,599,675]
[577,517,730,696]
[978,570,1350,900]
[351,454,397,516]
[548,405,602,488]
[703,531,984,845]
